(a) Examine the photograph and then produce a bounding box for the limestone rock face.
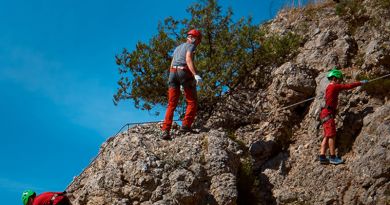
[67,1,389,204]
[67,127,241,205]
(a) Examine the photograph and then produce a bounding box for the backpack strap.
[50,192,66,205]
[50,194,58,205]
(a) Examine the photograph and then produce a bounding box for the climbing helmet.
[187,29,202,42]
[21,190,36,205]
[327,69,343,80]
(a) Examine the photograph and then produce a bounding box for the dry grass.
[282,0,330,9]
[277,0,334,25]
[305,0,334,10]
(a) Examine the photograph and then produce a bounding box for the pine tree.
[113,0,301,117]
[114,0,259,114]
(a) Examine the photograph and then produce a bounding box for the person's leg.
[320,137,328,155]
[328,135,343,164]
[323,118,336,154]
[182,84,197,128]
[319,116,335,164]
[328,137,336,156]
[319,137,330,164]
[326,118,337,157]
[162,87,180,131]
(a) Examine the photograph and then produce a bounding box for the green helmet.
[327,69,343,80]
[21,190,35,205]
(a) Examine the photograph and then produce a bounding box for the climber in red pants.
[319,68,367,165]
[161,29,203,140]
[21,190,71,205]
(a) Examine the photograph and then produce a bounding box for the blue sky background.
[0,0,291,204]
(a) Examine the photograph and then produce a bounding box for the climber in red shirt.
[21,190,71,205]
[319,69,367,165]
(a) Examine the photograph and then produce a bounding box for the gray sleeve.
[186,43,196,53]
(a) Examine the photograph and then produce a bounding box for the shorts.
[320,109,336,138]
[322,117,336,138]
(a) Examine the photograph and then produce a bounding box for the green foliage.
[237,157,262,204]
[114,0,302,115]
[258,31,302,66]
[226,129,264,203]
[114,30,175,111]
[226,130,246,148]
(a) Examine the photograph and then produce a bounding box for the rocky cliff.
[67,1,390,204]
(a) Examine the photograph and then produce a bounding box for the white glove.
[194,75,203,85]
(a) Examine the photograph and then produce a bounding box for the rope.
[368,73,390,83]
[270,73,390,113]
[276,97,316,112]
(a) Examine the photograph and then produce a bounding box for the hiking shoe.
[319,156,329,165]
[329,156,344,165]
[179,126,192,133]
[160,130,171,140]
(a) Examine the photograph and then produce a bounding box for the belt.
[170,66,189,73]
[172,65,187,69]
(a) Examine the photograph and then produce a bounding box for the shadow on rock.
[237,163,277,205]
[337,106,374,156]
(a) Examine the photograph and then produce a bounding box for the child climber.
[21,190,71,205]
[319,69,367,165]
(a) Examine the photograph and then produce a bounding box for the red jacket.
[321,81,362,118]
[32,192,67,205]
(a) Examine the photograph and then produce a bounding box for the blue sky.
[0,0,288,204]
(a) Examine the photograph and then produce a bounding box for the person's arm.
[170,58,174,68]
[185,50,196,76]
[335,82,362,90]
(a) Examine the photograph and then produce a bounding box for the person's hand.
[194,75,203,85]
[360,80,368,84]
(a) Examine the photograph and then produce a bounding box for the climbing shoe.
[329,156,344,165]
[319,155,329,164]
[160,130,171,140]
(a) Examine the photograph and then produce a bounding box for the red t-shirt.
[321,81,362,117]
[32,192,66,205]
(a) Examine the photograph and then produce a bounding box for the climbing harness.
[320,114,334,124]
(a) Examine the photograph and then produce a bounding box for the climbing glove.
[194,75,203,85]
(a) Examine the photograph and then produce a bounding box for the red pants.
[162,87,197,131]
